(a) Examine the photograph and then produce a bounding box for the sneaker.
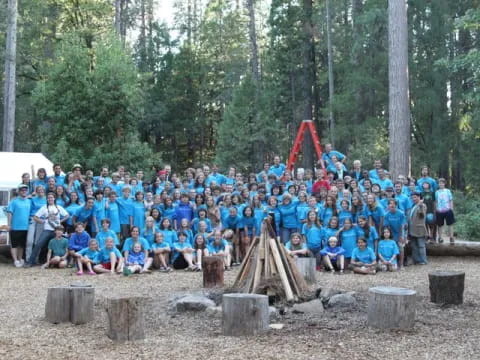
[14,260,22,268]
[76,271,84,276]
[123,267,132,276]
[19,259,25,266]
[87,271,96,275]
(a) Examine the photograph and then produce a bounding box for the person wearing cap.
[6,185,32,267]
[408,192,428,265]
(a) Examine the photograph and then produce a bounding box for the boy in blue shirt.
[68,222,91,267]
[6,184,31,267]
[320,236,345,273]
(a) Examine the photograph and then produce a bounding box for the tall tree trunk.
[326,0,335,146]
[3,0,17,152]
[246,0,263,167]
[114,0,121,35]
[351,0,364,132]
[388,0,411,179]
[301,0,315,170]
[139,0,147,72]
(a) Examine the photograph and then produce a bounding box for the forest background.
[0,0,479,237]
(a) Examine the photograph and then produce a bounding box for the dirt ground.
[0,256,479,360]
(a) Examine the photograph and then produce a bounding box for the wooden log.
[428,270,465,305]
[203,256,225,288]
[70,286,95,325]
[367,286,416,330]
[45,286,71,324]
[106,297,145,342]
[295,257,316,284]
[269,238,294,301]
[426,241,480,257]
[222,293,269,336]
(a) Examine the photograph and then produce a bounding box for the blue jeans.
[410,236,427,264]
[280,227,296,244]
[28,230,54,265]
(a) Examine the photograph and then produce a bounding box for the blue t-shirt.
[338,228,358,258]
[207,240,228,254]
[223,214,242,230]
[301,223,323,252]
[30,196,46,217]
[322,150,345,167]
[351,246,376,264]
[127,251,145,265]
[365,204,385,227]
[240,216,256,236]
[132,201,147,230]
[417,177,438,193]
[320,245,345,261]
[122,237,150,252]
[159,229,178,247]
[268,163,286,178]
[7,197,31,230]
[355,225,378,250]
[285,241,307,251]
[278,202,298,229]
[77,247,100,263]
[106,201,121,233]
[98,247,122,263]
[383,210,406,242]
[151,241,170,250]
[378,239,399,264]
[173,241,193,261]
[117,196,133,225]
[68,231,91,251]
[96,229,119,247]
[75,206,94,225]
[93,199,106,232]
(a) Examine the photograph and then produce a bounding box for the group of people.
[5,144,455,276]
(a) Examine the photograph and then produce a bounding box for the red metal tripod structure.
[286,120,325,174]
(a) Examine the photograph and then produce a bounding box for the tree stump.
[45,284,95,324]
[45,286,71,324]
[428,270,465,305]
[106,297,145,342]
[203,256,225,288]
[367,286,416,330]
[222,293,269,336]
[294,257,316,284]
[70,286,95,325]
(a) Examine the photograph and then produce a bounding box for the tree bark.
[222,293,269,336]
[301,0,316,170]
[203,256,225,288]
[3,0,17,152]
[326,0,335,146]
[368,286,416,329]
[388,0,411,179]
[107,297,145,342]
[428,271,465,305]
[294,257,316,284]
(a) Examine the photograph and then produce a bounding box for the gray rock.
[269,306,278,316]
[327,293,357,309]
[292,299,325,315]
[174,295,216,312]
[320,288,342,300]
[205,306,222,316]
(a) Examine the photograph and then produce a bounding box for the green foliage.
[32,33,158,172]
[453,191,480,241]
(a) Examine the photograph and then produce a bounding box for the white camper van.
[0,152,56,249]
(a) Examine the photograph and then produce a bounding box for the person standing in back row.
[6,185,31,267]
[408,192,428,265]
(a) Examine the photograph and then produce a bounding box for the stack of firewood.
[232,222,308,302]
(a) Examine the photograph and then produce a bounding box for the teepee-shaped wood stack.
[232,220,309,302]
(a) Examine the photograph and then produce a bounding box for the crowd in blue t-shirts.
[5,145,456,276]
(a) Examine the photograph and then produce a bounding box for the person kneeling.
[320,236,345,274]
[42,226,68,269]
[350,237,376,275]
[94,237,124,274]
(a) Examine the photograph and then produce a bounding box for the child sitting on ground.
[377,227,400,272]
[42,225,69,269]
[206,230,231,270]
[68,222,91,267]
[172,231,197,271]
[285,232,309,258]
[193,233,208,271]
[320,236,345,273]
[123,243,146,276]
[94,237,124,274]
[75,238,100,275]
[151,232,172,272]
[350,237,377,275]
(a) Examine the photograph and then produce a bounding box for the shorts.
[10,230,27,248]
[101,262,112,270]
[436,210,455,226]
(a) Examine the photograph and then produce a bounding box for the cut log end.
[222,293,269,336]
[428,271,465,305]
[106,297,145,342]
[368,286,416,330]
